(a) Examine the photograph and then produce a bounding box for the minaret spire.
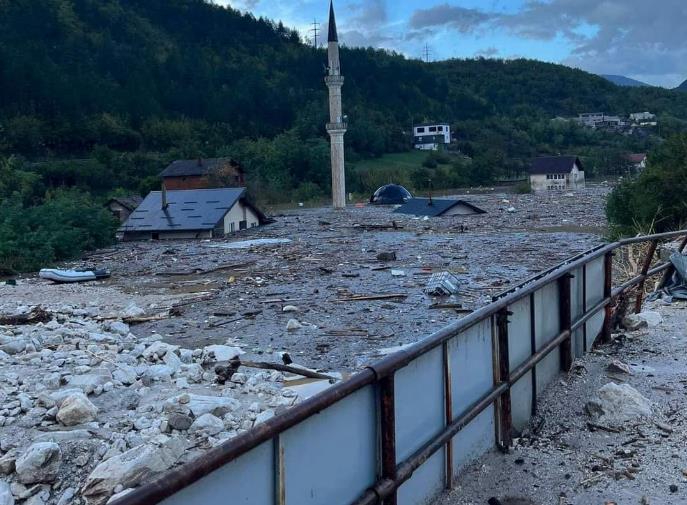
[328,0,338,42]
[325,0,346,209]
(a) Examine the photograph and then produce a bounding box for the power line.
[309,19,320,48]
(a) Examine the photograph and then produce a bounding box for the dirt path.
[436,301,687,505]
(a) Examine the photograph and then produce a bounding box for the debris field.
[0,185,611,504]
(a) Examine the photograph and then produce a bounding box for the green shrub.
[607,134,687,237]
[514,180,532,194]
[0,190,117,274]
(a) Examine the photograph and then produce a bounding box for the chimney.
[161,183,169,210]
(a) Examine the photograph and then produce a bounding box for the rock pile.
[0,305,300,505]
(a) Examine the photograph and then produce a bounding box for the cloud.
[475,47,499,58]
[409,4,493,32]
[339,0,393,49]
[495,0,687,86]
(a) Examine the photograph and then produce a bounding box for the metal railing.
[113,230,687,505]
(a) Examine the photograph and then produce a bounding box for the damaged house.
[394,198,486,217]
[119,188,267,241]
[529,156,586,192]
[161,158,246,190]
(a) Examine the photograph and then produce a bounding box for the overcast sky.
[218,0,687,88]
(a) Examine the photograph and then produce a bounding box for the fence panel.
[585,256,606,347]
[281,386,378,505]
[533,283,561,395]
[160,441,274,505]
[396,347,445,505]
[507,296,533,431]
[570,265,586,358]
[447,319,496,475]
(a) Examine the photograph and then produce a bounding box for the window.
[239,220,248,230]
[230,222,235,233]
[429,126,437,132]
[416,127,425,133]
[437,126,443,131]
[251,223,258,228]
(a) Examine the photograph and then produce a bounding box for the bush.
[607,134,687,237]
[0,191,118,274]
[514,180,532,194]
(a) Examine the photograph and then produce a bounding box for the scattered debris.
[586,383,652,426]
[424,272,460,296]
[606,360,632,375]
[376,252,397,261]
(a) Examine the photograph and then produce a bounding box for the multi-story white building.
[630,112,656,122]
[577,113,605,128]
[413,123,451,150]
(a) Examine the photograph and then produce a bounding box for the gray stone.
[162,351,182,374]
[286,319,303,331]
[82,438,185,505]
[107,322,130,336]
[141,365,173,385]
[167,413,193,431]
[15,442,61,484]
[0,481,13,505]
[34,430,91,444]
[56,488,75,505]
[112,366,137,386]
[167,394,240,418]
[254,409,275,426]
[189,414,224,436]
[56,393,98,426]
[0,452,15,474]
[0,340,26,355]
[142,342,177,361]
[68,372,111,394]
[201,345,244,363]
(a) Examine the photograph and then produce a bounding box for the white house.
[529,156,586,192]
[630,112,655,122]
[576,113,605,128]
[119,188,267,241]
[413,123,451,150]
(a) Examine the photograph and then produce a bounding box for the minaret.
[325,0,347,209]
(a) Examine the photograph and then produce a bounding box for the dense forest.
[1,0,687,271]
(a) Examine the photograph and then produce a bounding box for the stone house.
[529,156,586,192]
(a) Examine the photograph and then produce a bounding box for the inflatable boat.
[39,269,111,284]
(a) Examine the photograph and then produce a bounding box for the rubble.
[0,185,614,504]
[15,443,61,484]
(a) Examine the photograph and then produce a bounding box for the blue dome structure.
[370,184,413,205]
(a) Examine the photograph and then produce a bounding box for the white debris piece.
[586,383,652,425]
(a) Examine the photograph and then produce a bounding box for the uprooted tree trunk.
[0,307,51,326]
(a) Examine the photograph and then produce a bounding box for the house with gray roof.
[528,156,586,192]
[394,198,486,217]
[119,188,267,241]
[160,158,245,191]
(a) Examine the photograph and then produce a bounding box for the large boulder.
[586,383,652,426]
[82,438,185,505]
[201,345,244,363]
[166,394,240,418]
[56,393,98,426]
[15,442,62,484]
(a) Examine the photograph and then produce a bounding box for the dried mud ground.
[4,186,610,373]
[437,301,687,505]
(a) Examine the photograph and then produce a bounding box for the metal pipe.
[379,375,397,505]
[442,341,453,489]
[510,330,571,384]
[634,240,658,313]
[496,309,512,450]
[601,251,614,343]
[558,274,573,372]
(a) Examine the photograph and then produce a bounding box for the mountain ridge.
[600,74,651,87]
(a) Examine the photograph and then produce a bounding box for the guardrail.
[113,230,687,505]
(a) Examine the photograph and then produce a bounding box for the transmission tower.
[310,19,320,48]
[423,44,432,63]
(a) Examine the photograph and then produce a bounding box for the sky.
[217,0,687,88]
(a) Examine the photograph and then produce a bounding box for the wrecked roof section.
[394,198,487,217]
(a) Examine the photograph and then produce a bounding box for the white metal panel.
[508,297,532,371]
[585,256,606,345]
[159,441,273,505]
[447,320,495,473]
[534,283,561,395]
[395,347,445,504]
[570,266,585,357]
[510,372,533,431]
[281,386,377,505]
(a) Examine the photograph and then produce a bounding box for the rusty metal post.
[601,252,614,343]
[496,309,512,451]
[658,235,687,289]
[442,341,453,490]
[380,375,397,505]
[634,240,658,313]
[558,274,573,372]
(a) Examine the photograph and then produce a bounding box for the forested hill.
[2,0,687,158]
